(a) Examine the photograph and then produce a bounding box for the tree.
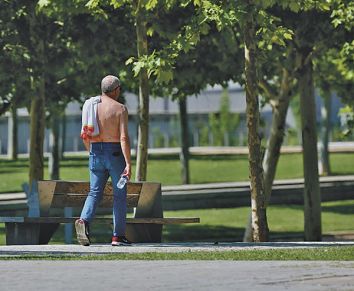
[0,1,32,160]
[1,0,49,186]
[242,1,337,241]
[133,1,268,239]
[243,48,297,242]
[313,0,354,175]
[134,0,150,181]
[28,5,47,186]
[147,2,243,183]
[178,97,190,184]
[40,0,140,179]
[243,0,269,242]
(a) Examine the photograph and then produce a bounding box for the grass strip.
[1,246,354,261]
[1,152,354,192]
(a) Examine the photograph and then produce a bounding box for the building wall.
[0,112,249,154]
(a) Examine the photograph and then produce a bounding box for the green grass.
[1,153,353,248]
[162,199,354,242]
[1,152,354,193]
[1,199,351,245]
[1,246,354,260]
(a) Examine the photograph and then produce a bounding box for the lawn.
[0,153,353,246]
[1,152,354,193]
[1,199,352,245]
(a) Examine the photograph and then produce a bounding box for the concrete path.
[0,260,353,291]
[1,242,354,291]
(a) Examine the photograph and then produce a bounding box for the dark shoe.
[111,236,132,246]
[75,219,90,246]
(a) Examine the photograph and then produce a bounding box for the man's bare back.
[91,96,127,143]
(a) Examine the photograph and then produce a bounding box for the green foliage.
[123,0,240,88]
[256,11,294,51]
[331,0,354,30]
[208,89,241,146]
[335,41,354,81]
[256,0,331,12]
[339,105,354,137]
[199,124,210,146]
[152,127,165,147]
[126,51,174,84]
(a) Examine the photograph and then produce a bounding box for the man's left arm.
[120,106,131,179]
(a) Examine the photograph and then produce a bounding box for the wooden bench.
[0,180,200,245]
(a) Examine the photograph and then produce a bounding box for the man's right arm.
[120,106,131,179]
[81,100,90,151]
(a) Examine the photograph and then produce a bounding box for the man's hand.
[122,164,131,180]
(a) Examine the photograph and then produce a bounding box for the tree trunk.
[29,76,46,186]
[7,102,18,160]
[28,4,46,190]
[179,98,190,184]
[297,50,322,241]
[243,69,292,242]
[134,1,150,182]
[243,1,269,242]
[318,83,331,176]
[60,113,66,159]
[49,113,60,180]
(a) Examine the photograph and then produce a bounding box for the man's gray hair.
[101,75,120,93]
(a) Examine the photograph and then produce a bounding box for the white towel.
[80,96,101,140]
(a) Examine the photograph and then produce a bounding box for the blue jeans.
[80,142,127,237]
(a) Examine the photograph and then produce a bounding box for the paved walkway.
[1,242,354,291]
[0,260,353,290]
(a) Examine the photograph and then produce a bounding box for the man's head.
[101,75,121,99]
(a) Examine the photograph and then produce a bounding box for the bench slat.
[0,216,200,224]
[50,194,140,208]
[0,217,25,223]
[51,180,143,195]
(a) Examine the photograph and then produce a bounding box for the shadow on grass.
[50,224,114,244]
[329,172,354,176]
[162,224,305,242]
[147,154,249,162]
[191,155,249,161]
[322,204,354,215]
[4,223,307,245]
[0,161,29,170]
[59,163,88,168]
[0,168,27,174]
[163,225,245,242]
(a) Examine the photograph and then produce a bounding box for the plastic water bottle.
[117,175,128,189]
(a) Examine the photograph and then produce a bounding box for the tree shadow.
[322,204,354,215]
[162,224,305,242]
[0,168,26,174]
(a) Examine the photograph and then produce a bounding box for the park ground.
[1,152,354,244]
[0,152,354,290]
[0,243,354,290]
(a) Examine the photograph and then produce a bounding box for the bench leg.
[39,223,60,244]
[5,223,40,245]
[126,224,162,243]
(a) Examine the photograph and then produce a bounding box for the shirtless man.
[75,75,132,246]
